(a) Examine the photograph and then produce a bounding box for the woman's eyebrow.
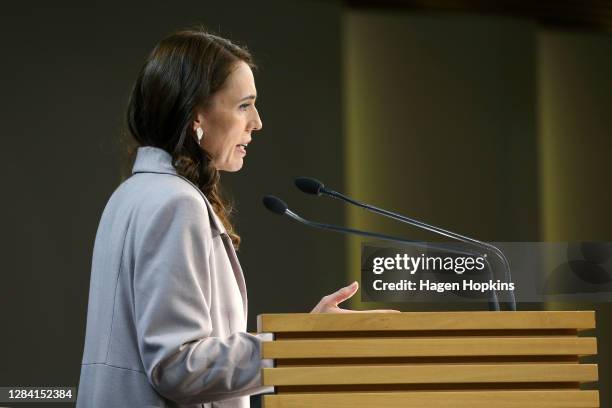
[238,94,257,102]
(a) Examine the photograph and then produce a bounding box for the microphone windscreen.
[295,177,324,195]
[262,195,288,215]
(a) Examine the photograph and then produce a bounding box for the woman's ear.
[192,110,206,132]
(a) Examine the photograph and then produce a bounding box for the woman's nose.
[252,108,263,131]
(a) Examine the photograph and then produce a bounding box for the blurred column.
[538,30,612,406]
[343,11,538,308]
[538,31,612,241]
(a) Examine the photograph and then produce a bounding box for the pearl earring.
[196,127,204,143]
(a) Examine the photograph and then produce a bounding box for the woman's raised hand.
[310,281,400,313]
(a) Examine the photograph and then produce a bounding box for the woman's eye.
[239,103,251,110]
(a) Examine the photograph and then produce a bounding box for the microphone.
[294,177,515,311]
[262,195,500,310]
[262,195,288,215]
[263,195,421,245]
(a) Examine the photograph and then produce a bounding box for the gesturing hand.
[310,281,400,313]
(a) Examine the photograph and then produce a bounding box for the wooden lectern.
[257,311,599,407]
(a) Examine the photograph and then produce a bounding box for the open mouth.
[237,143,248,155]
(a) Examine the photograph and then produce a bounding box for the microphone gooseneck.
[293,176,515,311]
[262,194,500,311]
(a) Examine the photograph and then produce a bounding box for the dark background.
[1,0,611,406]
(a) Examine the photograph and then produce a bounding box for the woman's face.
[194,61,262,172]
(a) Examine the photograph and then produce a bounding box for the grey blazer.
[77,146,272,408]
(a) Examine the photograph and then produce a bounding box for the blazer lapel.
[181,177,249,318]
[220,234,248,318]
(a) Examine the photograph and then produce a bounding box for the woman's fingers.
[311,281,401,313]
[327,281,359,306]
[310,282,358,313]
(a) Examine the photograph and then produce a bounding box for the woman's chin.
[218,159,244,173]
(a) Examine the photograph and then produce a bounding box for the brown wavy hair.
[126,27,255,248]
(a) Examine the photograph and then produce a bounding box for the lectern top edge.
[256,311,596,333]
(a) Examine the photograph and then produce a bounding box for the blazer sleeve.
[132,192,270,405]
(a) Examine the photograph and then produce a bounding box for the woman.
[76,27,386,408]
